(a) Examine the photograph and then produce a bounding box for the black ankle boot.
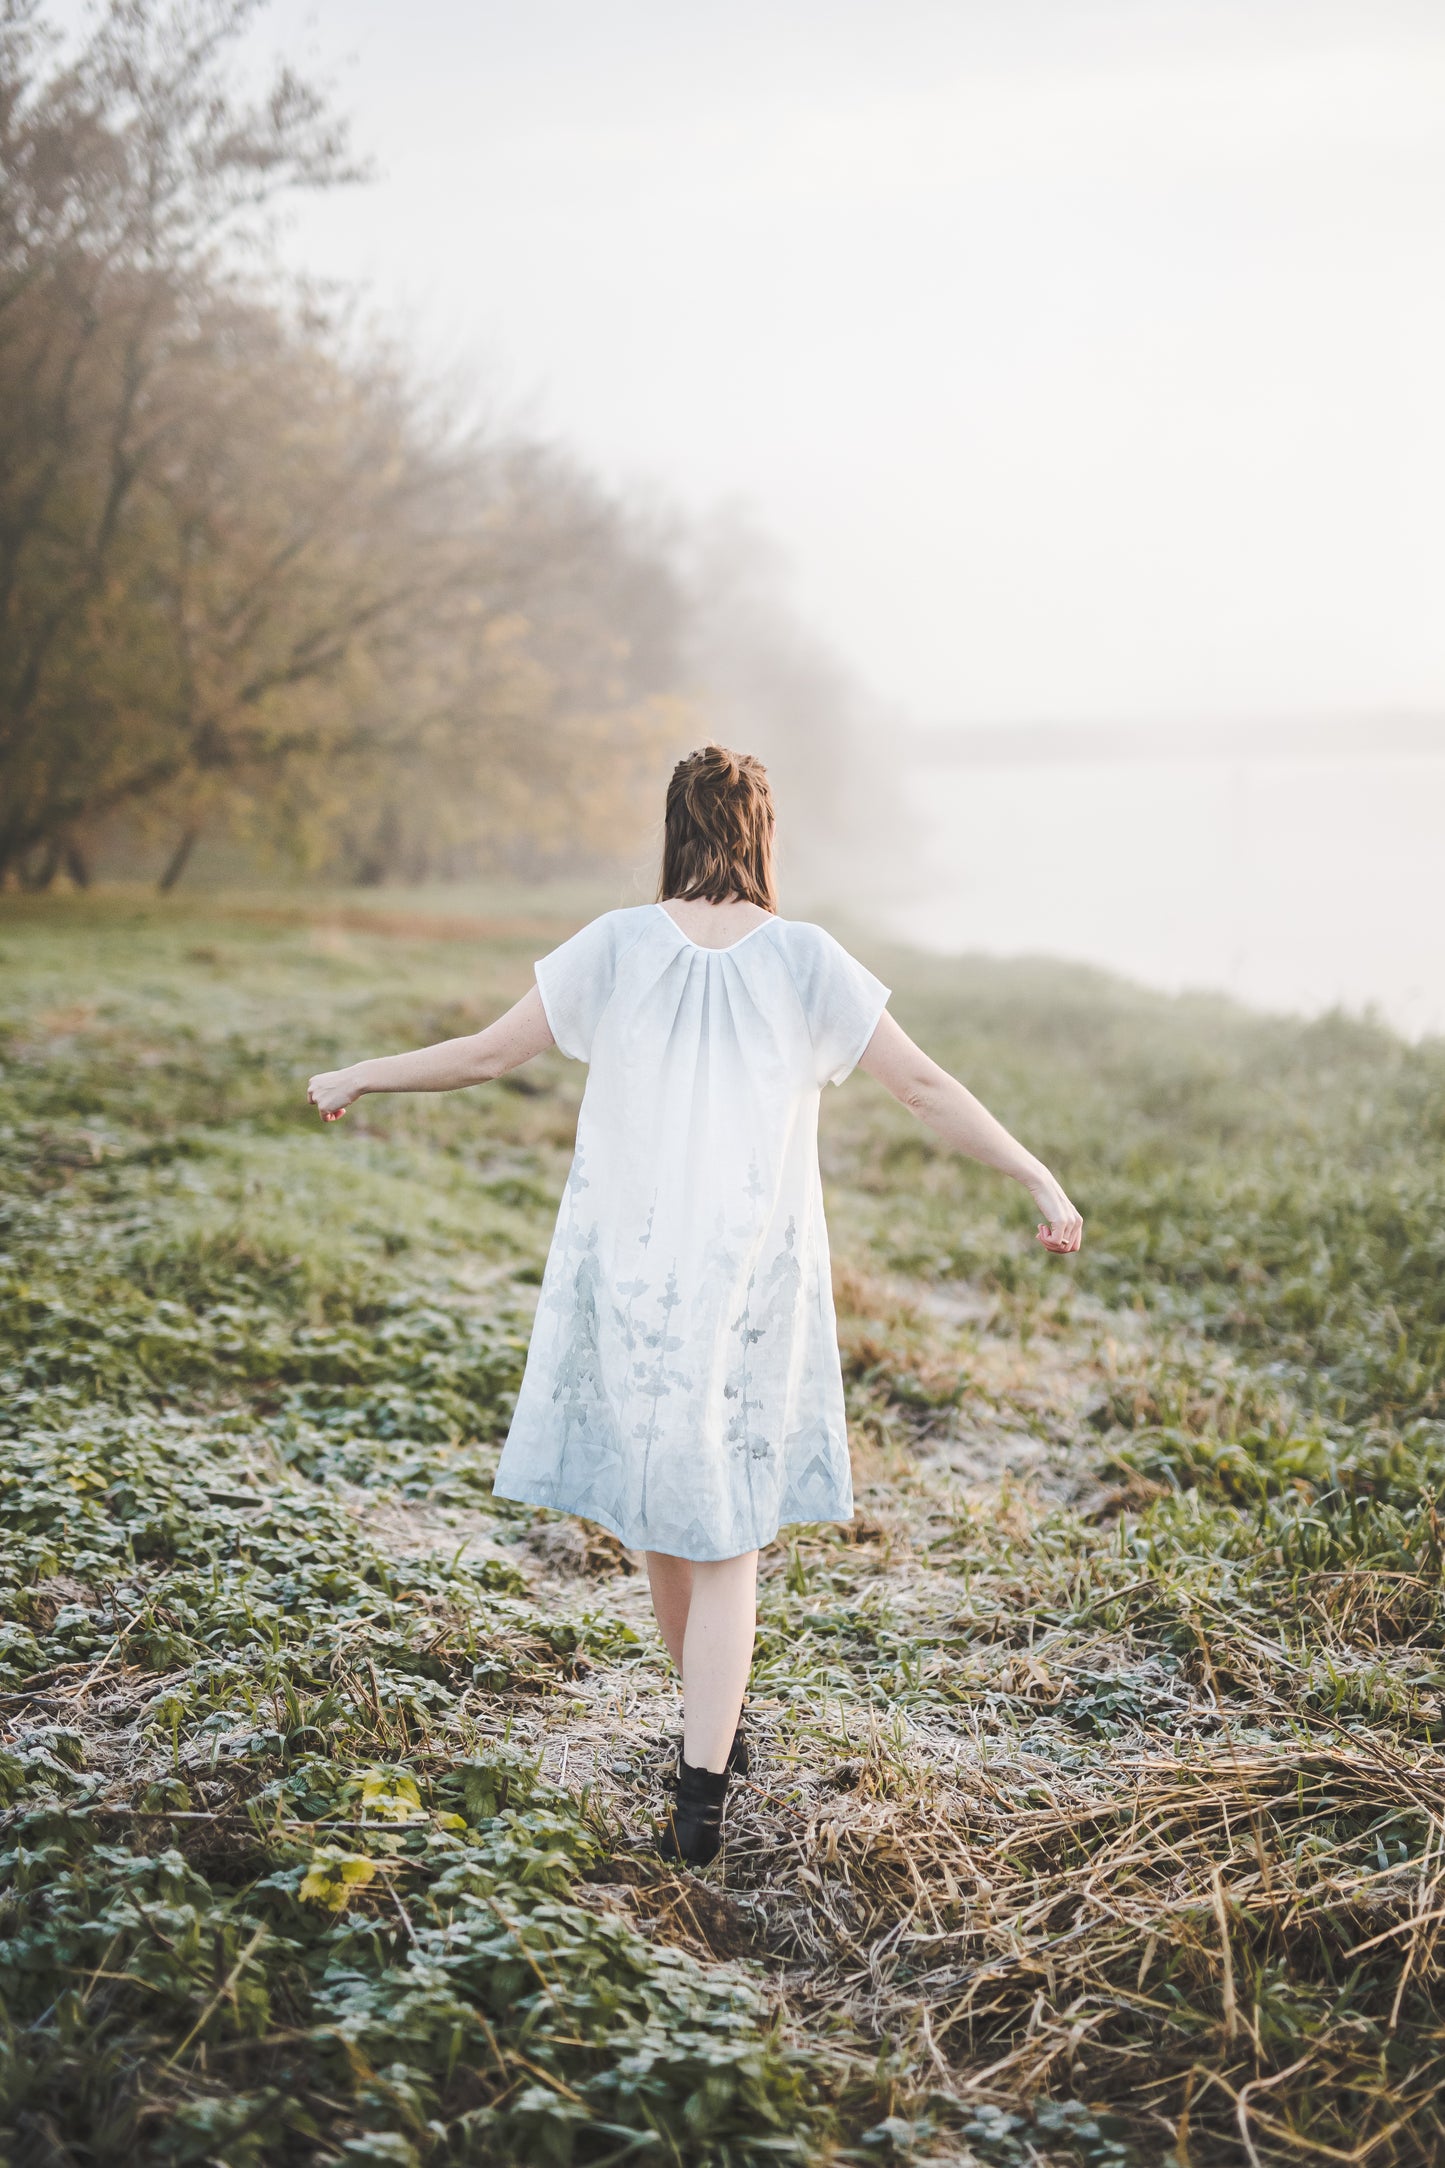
[657,1755,731,1867]
[725,1706,751,1777]
[669,1703,749,1785]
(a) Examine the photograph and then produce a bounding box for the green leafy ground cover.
[1,892,1443,2167]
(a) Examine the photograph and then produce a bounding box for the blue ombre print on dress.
[491,905,890,1560]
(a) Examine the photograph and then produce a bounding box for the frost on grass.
[2,900,1444,2164]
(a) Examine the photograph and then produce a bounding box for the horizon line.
[905,715,1445,765]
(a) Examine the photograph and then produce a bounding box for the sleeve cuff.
[829,984,891,1086]
[533,959,581,1061]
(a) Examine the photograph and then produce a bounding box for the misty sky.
[145,3,1445,726]
[247,0,1445,730]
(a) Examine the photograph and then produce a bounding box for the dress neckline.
[655,902,776,953]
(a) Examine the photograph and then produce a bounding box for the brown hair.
[658,744,777,911]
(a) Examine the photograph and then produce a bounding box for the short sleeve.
[788,927,891,1087]
[534,914,624,1062]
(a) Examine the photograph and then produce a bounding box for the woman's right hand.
[1027,1170,1083,1253]
[307,1067,364,1122]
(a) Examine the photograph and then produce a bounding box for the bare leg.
[680,1551,758,1773]
[644,1550,693,1671]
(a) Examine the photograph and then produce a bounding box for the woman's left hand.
[307,1068,362,1122]
[1028,1170,1084,1253]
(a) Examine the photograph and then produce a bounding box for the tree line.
[0,0,723,891]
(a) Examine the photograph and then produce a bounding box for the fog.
[245,0,1443,1028]
[32,0,1445,1027]
[875,731,1445,1036]
[254,0,1445,725]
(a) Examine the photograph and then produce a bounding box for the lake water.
[876,753,1445,1040]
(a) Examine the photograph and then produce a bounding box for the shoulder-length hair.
[658,744,777,911]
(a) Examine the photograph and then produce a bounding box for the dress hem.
[489,1476,854,1561]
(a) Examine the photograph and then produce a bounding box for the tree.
[306,439,695,887]
[1,2,867,896]
[0,0,357,883]
[0,2,700,890]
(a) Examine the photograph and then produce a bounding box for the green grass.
[2,891,1443,2166]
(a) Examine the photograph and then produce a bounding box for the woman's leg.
[644,1550,693,1671]
[680,1551,758,1774]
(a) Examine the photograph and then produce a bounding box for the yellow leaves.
[299,1849,377,1912]
[66,1467,105,1494]
[301,1760,463,1916]
[359,1768,424,1820]
[298,1771,457,1908]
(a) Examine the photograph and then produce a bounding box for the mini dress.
[491,904,890,1560]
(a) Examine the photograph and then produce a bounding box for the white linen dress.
[491,904,890,1560]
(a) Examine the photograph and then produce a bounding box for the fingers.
[306,1078,347,1122]
[1035,1183,1084,1254]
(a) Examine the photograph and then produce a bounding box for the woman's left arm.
[857,1010,1083,1253]
[307,985,555,1121]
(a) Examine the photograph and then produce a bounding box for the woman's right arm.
[307,984,555,1122]
[856,1011,1083,1252]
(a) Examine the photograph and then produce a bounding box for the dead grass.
[383,1316,1445,2164]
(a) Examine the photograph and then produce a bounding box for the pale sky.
[158,2,1445,726]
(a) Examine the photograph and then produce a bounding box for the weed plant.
[1,894,1443,2165]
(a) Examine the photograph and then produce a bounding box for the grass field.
[2,891,1443,2167]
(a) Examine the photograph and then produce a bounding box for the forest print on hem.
[492,904,890,1560]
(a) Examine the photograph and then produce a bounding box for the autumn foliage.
[0,0,698,890]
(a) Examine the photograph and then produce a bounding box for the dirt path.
[345,1276,1157,2055]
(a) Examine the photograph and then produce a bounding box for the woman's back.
[540,901,888,1149]
[497,903,890,1559]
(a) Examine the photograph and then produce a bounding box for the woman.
[307,745,1082,1867]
